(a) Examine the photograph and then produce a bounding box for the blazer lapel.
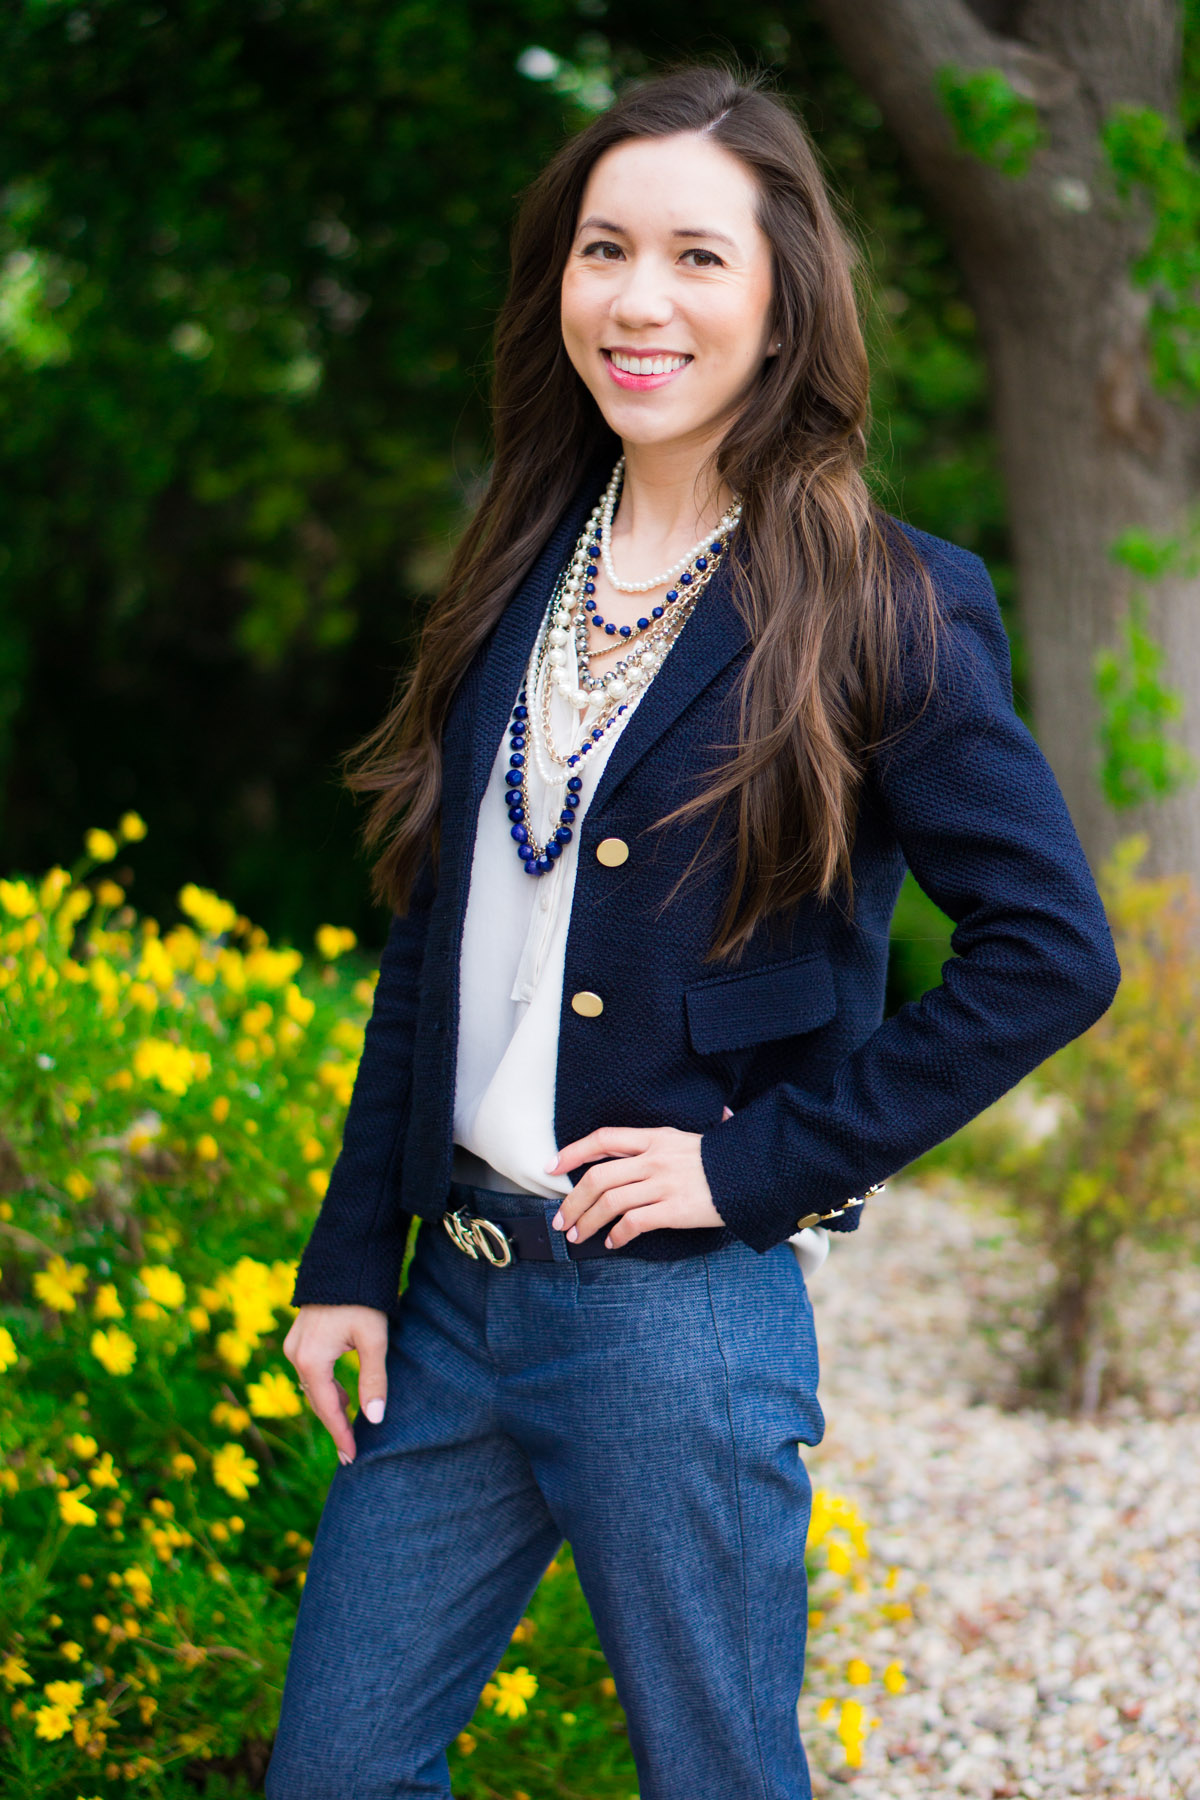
[587,545,752,816]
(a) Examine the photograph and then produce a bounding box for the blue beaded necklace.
[501,469,741,878]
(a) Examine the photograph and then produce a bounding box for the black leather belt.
[442,1204,617,1266]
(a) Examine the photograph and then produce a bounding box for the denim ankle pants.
[265,1180,825,1800]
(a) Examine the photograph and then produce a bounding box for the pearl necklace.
[500,463,741,878]
[599,454,743,593]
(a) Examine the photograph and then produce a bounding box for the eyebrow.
[576,215,738,250]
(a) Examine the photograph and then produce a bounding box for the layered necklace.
[502,456,743,877]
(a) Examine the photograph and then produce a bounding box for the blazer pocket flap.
[685,952,837,1055]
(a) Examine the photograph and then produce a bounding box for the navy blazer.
[291,468,1121,1319]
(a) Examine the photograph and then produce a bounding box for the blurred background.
[7,0,1194,990]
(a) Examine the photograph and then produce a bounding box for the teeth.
[609,351,691,376]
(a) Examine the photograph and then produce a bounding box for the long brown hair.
[346,59,943,962]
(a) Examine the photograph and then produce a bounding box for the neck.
[613,438,737,549]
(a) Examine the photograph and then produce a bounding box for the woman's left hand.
[547,1108,732,1248]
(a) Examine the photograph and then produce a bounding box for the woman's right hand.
[282,1303,390,1465]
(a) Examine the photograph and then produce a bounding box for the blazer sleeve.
[698,547,1122,1255]
[289,846,438,1317]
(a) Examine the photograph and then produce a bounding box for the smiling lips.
[603,348,693,391]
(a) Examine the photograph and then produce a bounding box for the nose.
[609,253,675,331]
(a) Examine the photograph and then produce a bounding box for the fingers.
[548,1125,651,1175]
[284,1303,389,1466]
[303,1366,358,1465]
[562,1171,656,1244]
[354,1314,390,1430]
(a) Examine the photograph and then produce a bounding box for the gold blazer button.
[571,990,604,1017]
[595,837,629,867]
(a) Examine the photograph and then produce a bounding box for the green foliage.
[884,871,956,1017]
[1094,522,1200,811]
[1101,103,1200,398]
[934,64,1048,177]
[919,835,1200,1411]
[0,818,912,1795]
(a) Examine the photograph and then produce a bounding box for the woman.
[267,62,1120,1800]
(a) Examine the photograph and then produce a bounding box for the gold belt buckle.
[442,1207,514,1268]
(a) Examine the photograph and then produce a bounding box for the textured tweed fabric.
[291,462,1121,1319]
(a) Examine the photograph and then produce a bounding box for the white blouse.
[449,592,830,1278]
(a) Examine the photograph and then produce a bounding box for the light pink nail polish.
[567,1226,578,1242]
[552,1212,564,1230]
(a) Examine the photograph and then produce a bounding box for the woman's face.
[560,130,778,460]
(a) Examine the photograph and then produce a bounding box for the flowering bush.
[0,822,910,1796]
[922,833,1200,1411]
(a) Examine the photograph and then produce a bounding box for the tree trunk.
[812,0,1200,881]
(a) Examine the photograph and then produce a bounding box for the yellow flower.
[58,1641,84,1662]
[212,1442,259,1500]
[33,1255,89,1313]
[489,1666,538,1719]
[247,1369,303,1419]
[195,1133,220,1162]
[95,880,125,907]
[45,1678,84,1711]
[139,1264,185,1309]
[284,982,315,1026]
[211,1400,251,1432]
[69,1433,98,1459]
[883,1660,907,1694]
[38,866,72,911]
[178,883,239,937]
[89,1453,120,1489]
[0,878,36,918]
[118,811,148,841]
[132,1038,211,1096]
[456,1730,476,1754]
[64,1169,94,1201]
[300,1136,324,1163]
[307,1168,330,1197]
[93,1284,124,1321]
[0,1325,18,1371]
[90,1327,137,1375]
[826,1541,853,1575]
[315,924,356,960]
[34,1701,73,1739]
[847,1658,871,1686]
[837,1697,872,1769]
[58,1485,98,1527]
[215,1330,254,1371]
[1,1653,34,1688]
[85,828,118,864]
[816,1696,836,1724]
[171,1452,197,1478]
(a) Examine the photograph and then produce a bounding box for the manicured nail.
[566,1226,578,1242]
[338,1450,352,1466]
[545,1155,559,1172]
[365,1398,385,1424]
[604,1236,613,1249]
[551,1211,564,1230]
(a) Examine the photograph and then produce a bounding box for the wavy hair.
[344,58,943,962]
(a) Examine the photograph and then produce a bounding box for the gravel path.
[800,1176,1200,1798]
